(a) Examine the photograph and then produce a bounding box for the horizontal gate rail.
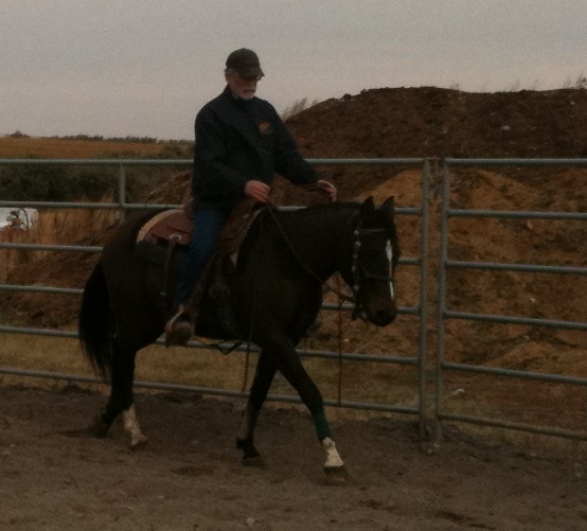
[0,367,419,416]
[439,413,587,442]
[0,323,417,368]
[0,285,83,295]
[448,209,587,221]
[0,243,102,252]
[441,361,587,386]
[444,311,587,331]
[446,260,587,275]
[445,157,587,166]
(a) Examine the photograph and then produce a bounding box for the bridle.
[265,204,394,319]
[348,214,394,320]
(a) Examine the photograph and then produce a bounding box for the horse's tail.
[79,261,113,380]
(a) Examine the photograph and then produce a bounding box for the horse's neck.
[276,204,356,279]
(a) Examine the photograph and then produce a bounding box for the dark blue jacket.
[192,87,319,209]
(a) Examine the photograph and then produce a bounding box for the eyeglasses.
[239,74,264,82]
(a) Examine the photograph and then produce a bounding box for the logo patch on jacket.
[258,122,273,135]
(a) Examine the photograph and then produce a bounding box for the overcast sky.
[1,0,586,140]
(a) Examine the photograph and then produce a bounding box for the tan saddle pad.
[136,199,262,261]
[137,209,192,246]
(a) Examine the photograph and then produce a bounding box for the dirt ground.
[2,87,587,529]
[1,385,587,531]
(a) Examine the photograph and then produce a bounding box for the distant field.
[0,136,188,159]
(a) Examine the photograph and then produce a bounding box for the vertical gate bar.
[433,160,451,441]
[417,159,431,438]
[118,164,126,222]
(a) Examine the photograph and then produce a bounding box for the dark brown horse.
[78,197,400,479]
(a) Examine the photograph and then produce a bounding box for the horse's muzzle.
[369,308,397,327]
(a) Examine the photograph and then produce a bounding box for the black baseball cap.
[225,48,264,78]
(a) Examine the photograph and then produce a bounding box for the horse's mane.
[271,201,360,224]
[276,201,359,214]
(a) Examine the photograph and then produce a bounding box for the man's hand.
[315,179,337,201]
[244,180,271,203]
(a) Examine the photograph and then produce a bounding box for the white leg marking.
[322,437,344,468]
[123,405,148,448]
[386,240,395,299]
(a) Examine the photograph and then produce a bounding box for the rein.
[265,202,390,318]
[264,202,354,303]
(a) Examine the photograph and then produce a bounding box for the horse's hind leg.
[121,404,148,449]
[92,343,147,449]
[236,351,277,466]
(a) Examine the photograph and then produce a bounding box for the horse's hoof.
[324,465,349,484]
[129,435,148,451]
[241,455,266,469]
[237,437,263,466]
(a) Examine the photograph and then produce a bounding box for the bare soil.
[2,87,587,529]
[2,385,587,531]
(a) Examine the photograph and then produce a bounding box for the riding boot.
[165,305,193,346]
[164,272,207,347]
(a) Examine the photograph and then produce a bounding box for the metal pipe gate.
[0,157,431,436]
[2,157,587,443]
[435,158,587,442]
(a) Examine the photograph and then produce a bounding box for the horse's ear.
[382,196,395,214]
[360,196,375,216]
[381,196,396,229]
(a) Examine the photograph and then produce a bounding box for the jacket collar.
[223,85,255,109]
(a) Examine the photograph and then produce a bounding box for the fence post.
[417,158,431,439]
[118,163,126,223]
[433,160,452,442]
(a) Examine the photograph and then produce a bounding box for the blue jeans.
[172,206,231,312]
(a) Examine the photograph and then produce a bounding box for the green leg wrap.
[312,409,331,441]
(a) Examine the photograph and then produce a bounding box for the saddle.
[137,198,260,260]
[135,198,263,337]
[137,200,196,247]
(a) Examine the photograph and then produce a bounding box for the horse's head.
[340,196,400,326]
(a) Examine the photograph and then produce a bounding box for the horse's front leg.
[236,351,277,466]
[313,410,345,471]
[271,340,348,481]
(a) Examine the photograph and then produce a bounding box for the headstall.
[349,216,393,320]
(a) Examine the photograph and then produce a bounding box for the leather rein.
[265,204,391,319]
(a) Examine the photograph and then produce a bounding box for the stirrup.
[165,305,193,346]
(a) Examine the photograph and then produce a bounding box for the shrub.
[0,162,117,202]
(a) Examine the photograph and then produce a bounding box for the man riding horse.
[165,48,336,345]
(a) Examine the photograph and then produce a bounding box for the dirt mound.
[271,86,587,205]
[289,87,587,158]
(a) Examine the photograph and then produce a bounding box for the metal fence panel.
[6,156,585,443]
[0,158,430,434]
[435,158,587,442]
